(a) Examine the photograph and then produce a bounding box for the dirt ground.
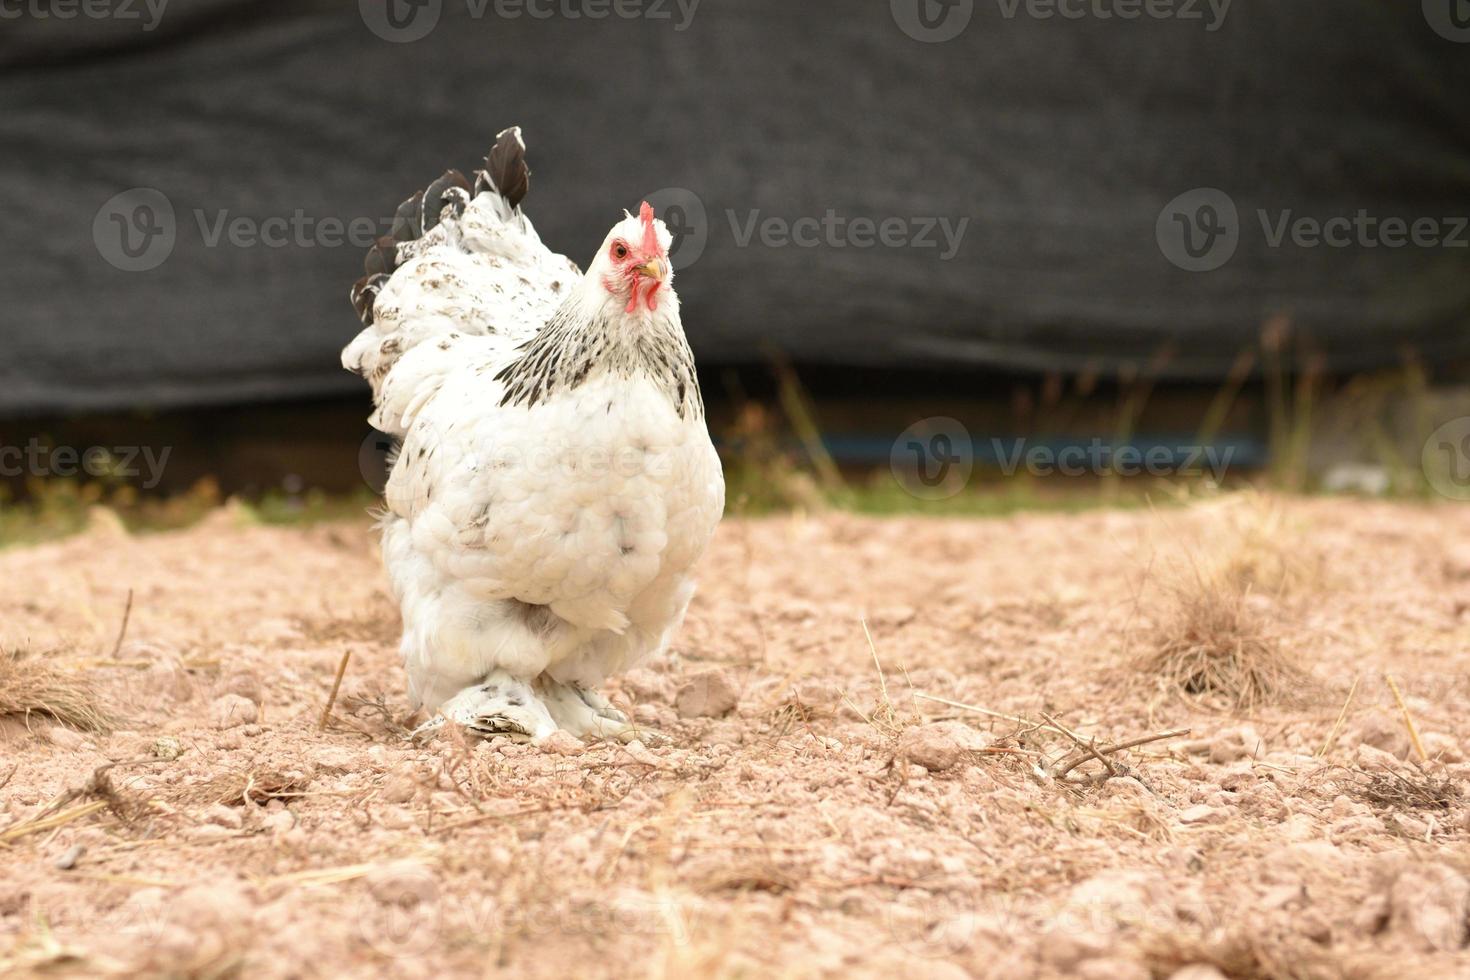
[2,495,1470,979]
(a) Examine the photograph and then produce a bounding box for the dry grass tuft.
[1134,495,1323,711]
[842,619,919,739]
[1205,493,1323,597]
[337,690,414,738]
[1351,765,1464,813]
[171,768,313,808]
[0,647,114,733]
[0,761,152,844]
[762,687,832,738]
[1137,579,1310,712]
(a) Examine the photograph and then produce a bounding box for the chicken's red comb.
[639,201,661,255]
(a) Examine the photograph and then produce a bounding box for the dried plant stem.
[913,693,1188,783]
[1042,712,1118,778]
[319,650,353,733]
[913,692,1062,734]
[861,619,888,706]
[1052,729,1192,780]
[0,800,109,844]
[1384,673,1428,763]
[109,589,134,658]
[1317,675,1360,757]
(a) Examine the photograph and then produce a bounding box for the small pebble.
[675,670,740,718]
[46,727,87,751]
[151,736,184,760]
[539,730,586,757]
[1179,804,1228,825]
[209,694,258,731]
[898,721,989,772]
[203,803,244,830]
[379,773,419,803]
[262,809,296,834]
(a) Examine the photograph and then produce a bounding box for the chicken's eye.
[612,243,628,260]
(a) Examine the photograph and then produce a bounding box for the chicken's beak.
[636,258,667,282]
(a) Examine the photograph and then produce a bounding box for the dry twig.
[108,589,134,658]
[319,649,353,733]
[1317,675,1360,757]
[1384,673,1429,763]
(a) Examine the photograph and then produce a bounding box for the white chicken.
[343,127,724,742]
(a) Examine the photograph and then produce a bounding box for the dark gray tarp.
[3,0,1468,415]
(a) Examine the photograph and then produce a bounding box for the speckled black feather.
[478,128,530,209]
[495,302,703,420]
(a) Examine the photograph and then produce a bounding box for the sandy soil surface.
[2,496,1470,979]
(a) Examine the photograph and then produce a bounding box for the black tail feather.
[352,126,530,328]
[393,191,424,242]
[350,272,389,326]
[364,235,397,277]
[476,126,530,209]
[422,169,473,232]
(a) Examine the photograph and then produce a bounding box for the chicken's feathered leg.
[412,670,558,743]
[536,679,666,744]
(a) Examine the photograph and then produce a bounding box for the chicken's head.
[592,202,673,314]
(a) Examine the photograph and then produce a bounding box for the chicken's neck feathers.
[495,279,703,420]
